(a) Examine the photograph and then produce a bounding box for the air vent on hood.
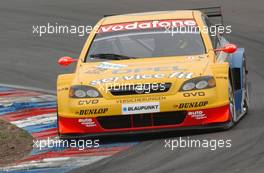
[108,83,171,95]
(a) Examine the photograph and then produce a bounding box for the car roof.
[101,10,202,25]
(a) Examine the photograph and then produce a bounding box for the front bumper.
[58,104,230,136]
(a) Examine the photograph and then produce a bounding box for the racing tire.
[242,60,249,115]
[221,78,237,130]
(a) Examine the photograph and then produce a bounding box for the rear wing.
[192,6,223,25]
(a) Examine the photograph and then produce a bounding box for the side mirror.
[215,44,237,54]
[58,56,78,66]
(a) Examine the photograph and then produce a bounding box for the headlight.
[182,82,196,91]
[74,89,87,98]
[179,76,216,91]
[87,89,100,97]
[196,80,208,89]
[69,85,102,98]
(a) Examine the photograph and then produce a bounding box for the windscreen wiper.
[89,53,136,60]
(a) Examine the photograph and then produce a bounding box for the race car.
[57,7,249,138]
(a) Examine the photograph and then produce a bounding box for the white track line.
[11,113,57,128]
[0,83,56,94]
[1,156,107,171]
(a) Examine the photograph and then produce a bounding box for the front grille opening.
[133,114,152,127]
[97,111,186,129]
[97,115,130,129]
[109,83,172,96]
[153,111,186,126]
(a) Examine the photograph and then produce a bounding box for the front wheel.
[228,78,237,126]
[242,62,249,115]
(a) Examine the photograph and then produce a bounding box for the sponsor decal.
[86,67,107,74]
[183,91,205,97]
[78,108,108,115]
[96,62,128,69]
[90,72,193,85]
[122,102,160,115]
[78,118,97,127]
[78,100,99,105]
[116,96,166,104]
[215,76,228,80]
[175,101,208,109]
[188,111,207,120]
[112,66,185,74]
[57,87,69,92]
[86,65,185,75]
[98,19,197,33]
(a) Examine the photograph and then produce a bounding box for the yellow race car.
[57,7,249,138]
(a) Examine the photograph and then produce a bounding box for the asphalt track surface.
[1,0,264,173]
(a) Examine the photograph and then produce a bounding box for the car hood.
[77,56,211,86]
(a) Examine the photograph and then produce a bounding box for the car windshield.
[86,26,205,61]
